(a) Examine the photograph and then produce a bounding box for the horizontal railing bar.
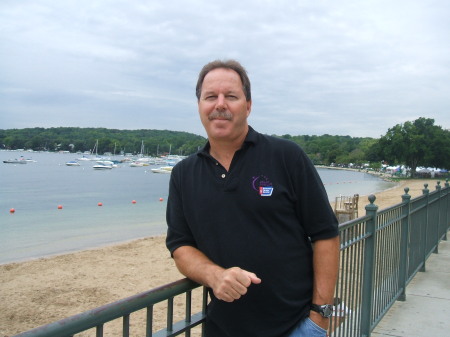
[152,312,206,337]
[376,203,403,216]
[338,215,371,230]
[376,214,405,231]
[340,232,369,249]
[409,204,427,215]
[14,278,201,337]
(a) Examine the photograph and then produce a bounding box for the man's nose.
[215,94,226,110]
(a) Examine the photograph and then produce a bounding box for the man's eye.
[205,96,216,100]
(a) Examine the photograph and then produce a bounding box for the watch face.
[311,303,334,318]
[322,305,333,317]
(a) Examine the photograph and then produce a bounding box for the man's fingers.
[246,271,262,285]
[213,267,261,302]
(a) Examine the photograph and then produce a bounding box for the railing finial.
[365,194,378,212]
[402,187,411,202]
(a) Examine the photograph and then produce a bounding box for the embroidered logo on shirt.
[259,186,274,196]
[252,175,274,197]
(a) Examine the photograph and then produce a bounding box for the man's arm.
[172,245,261,302]
[309,235,340,329]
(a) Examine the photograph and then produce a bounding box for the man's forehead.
[202,68,243,89]
[204,68,241,81]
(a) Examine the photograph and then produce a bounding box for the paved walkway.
[372,236,450,337]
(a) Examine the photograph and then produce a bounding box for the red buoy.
[9,208,15,213]
[132,200,137,204]
[98,202,103,206]
[57,205,63,210]
[159,198,163,202]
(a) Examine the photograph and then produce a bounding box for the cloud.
[1,0,449,138]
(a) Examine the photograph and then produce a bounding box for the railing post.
[398,187,411,301]
[420,184,429,272]
[445,179,449,241]
[434,181,442,253]
[361,194,378,337]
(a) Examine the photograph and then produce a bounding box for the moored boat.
[130,161,150,167]
[3,158,27,164]
[151,166,173,174]
[93,161,114,169]
[93,164,113,170]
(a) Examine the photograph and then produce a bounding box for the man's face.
[198,68,251,142]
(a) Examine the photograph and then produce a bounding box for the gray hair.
[195,60,251,102]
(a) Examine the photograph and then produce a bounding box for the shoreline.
[1,167,395,267]
[317,165,398,183]
[0,178,441,336]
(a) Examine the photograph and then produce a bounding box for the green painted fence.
[14,180,450,337]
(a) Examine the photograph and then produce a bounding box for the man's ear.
[246,100,252,117]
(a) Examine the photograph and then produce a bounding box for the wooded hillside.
[0,127,375,165]
[2,120,449,171]
[0,127,206,157]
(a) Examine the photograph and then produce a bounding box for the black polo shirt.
[166,126,338,337]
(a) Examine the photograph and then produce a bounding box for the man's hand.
[211,267,261,302]
[172,246,261,302]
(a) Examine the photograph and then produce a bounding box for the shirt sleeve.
[293,148,339,242]
[165,164,198,256]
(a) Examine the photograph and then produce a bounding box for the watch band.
[310,303,334,318]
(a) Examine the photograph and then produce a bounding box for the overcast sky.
[1,0,449,138]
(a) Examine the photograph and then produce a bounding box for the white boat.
[151,166,173,174]
[93,161,114,170]
[165,155,185,166]
[96,160,116,166]
[93,164,113,170]
[66,161,80,166]
[130,161,146,167]
[3,158,27,164]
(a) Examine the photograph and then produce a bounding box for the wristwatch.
[310,303,333,318]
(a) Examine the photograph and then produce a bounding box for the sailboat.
[76,140,102,161]
[130,140,151,167]
[91,140,103,161]
[139,140,144,157]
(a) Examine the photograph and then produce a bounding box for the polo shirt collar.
[198,125,258,158]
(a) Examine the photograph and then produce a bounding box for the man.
[166,60,340,337]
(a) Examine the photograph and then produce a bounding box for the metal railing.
[14,279,208,337]
[14,180,449,337]
[331,180,449,337]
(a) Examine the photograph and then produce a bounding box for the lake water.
[0,151,395,264]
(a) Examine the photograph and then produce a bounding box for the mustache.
[208,111,233,121]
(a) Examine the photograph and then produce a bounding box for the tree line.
[0,127,206,157]
[1,118,449,176]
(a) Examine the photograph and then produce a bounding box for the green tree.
[376,117,449,177]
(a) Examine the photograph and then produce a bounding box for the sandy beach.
[0,178,442,336]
